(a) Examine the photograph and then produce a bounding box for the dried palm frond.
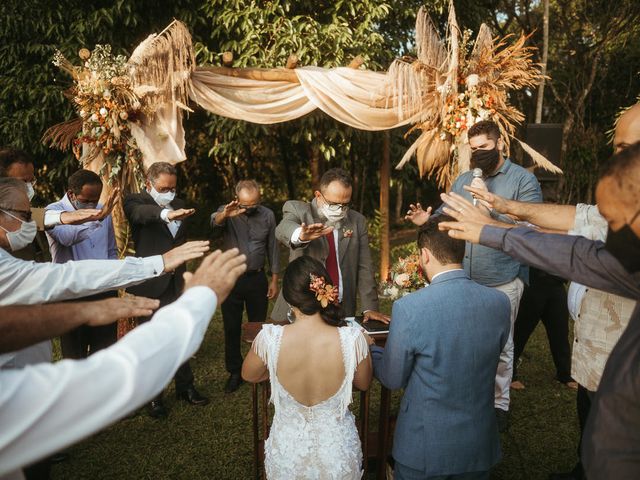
[128,20,195,114]
[41,118,83,151]
[390,1,556,184]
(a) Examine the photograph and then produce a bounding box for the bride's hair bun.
[282,256,344,326]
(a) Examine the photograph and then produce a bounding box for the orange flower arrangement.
[309,274,339,308]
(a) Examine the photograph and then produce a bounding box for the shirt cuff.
[142,255,166,276]
[160,209,171,223]
[479,225,510,249]
[44,210,62,227]
[291,227,310,246]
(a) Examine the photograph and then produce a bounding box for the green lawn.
[50,297,579,480]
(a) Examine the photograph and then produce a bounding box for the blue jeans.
[394,462,490,480]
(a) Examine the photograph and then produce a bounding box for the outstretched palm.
[404,203,432,226]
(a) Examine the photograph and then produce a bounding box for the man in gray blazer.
[371,214,511,480]
[272,168,388,323]
[438,142,640,480]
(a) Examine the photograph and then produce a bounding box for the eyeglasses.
[319,193,350,212]
[0,208,32,222]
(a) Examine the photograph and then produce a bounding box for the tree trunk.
[535,0,549,123]
[394,179,403,224]
[379,132,391,281]
[308,144,323,190]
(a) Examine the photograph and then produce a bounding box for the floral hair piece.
[309,274,339,308]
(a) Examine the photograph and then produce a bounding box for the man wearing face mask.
[272,168,389,324]
[212,179,280,393]
[45,169,120,359]
[406,120,542,431]
[124,161,209,418]
[437,142,640,480]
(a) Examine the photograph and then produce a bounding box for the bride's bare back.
[276,322,346,407]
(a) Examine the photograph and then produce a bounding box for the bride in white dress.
[242,256,372,480]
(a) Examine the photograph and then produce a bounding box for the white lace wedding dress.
[252,324,369,480]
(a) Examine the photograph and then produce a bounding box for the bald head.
[614,103,640,153]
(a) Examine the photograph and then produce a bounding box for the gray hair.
[235,179,260,195]
[146,162,177,183]
[0,177,28,210]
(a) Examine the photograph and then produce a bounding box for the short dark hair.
[0,147,33,177]
[599,141,640,204]
[319,168,352,191]
[467,120,501,142]
[282,256,344,327]
[146,162,177,182]
[417,214,465,264]
[68,169,102,195]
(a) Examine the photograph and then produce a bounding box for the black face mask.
[244,206,259,216]
[605,210,640,273]
[471,147,500,175]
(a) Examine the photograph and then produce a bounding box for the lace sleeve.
[354,330,370,366]
[251,326,271,366]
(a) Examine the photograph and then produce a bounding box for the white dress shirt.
[0,286,217,478]
[160,207,181,238]
[291,226,343,302]
[0,247,165,368]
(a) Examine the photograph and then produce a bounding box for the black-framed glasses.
[319,193,350,212]
[0,208,32,222]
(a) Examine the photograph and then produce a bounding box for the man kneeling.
[371,215,511,480]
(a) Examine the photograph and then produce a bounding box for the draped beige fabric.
[130,66,418,166]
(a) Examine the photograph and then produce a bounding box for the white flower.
[466,74,480,88]
[79,110,86,118]
[455,121,461,128]
[90,113,98,122]
[99,107,108,116]
[395,273,410,286]
[119,111,128,120]
[102,89,111,99]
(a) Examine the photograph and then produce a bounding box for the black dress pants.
[574,384,594,478]
[61,291,118,359]
[137,286,194,393]
[513,269,572,382]
[221,271,268,374]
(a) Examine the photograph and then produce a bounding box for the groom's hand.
[299,222,334,242]
[162,240,210,272]
[363,310,391,324]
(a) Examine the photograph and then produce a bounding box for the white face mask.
[319,203,347,225]
[149,185,175,207]
[25,182,35,201]
[0,209,37,251]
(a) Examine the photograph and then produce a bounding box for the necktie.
[324,231,340,296]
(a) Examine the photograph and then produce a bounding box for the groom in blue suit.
[371,214,511,479]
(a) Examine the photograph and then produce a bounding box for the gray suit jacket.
[480,225,640,480]
[271,199,378,321]
[371,270,510,476]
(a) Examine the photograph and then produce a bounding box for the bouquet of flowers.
[380,254,426,300]
[47,45,145,184]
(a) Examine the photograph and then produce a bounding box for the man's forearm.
[0,303,95,353]
[213,211,226,226]
[505,201,576,231]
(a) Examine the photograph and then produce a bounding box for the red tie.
[325,232,340,295]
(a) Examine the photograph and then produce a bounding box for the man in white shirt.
[0,247,247,480]
[0,177,210,368]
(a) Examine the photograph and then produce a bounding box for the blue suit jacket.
[371,269,510,476]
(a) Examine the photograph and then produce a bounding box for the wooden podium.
[241,322,393,480]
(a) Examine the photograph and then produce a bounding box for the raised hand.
[167,208,196,221]
[363,310,391,324]
[440,192,491,222]
[222,200,246,219]
[299,222,334,242]
[162,240,210,272]
[85,295,160,326]
[438,218,486,244]
[96,187,120,220]
[463,185,509,214]
[404,203,432,226]
[183,248,247,303]
[60,208,103,225]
